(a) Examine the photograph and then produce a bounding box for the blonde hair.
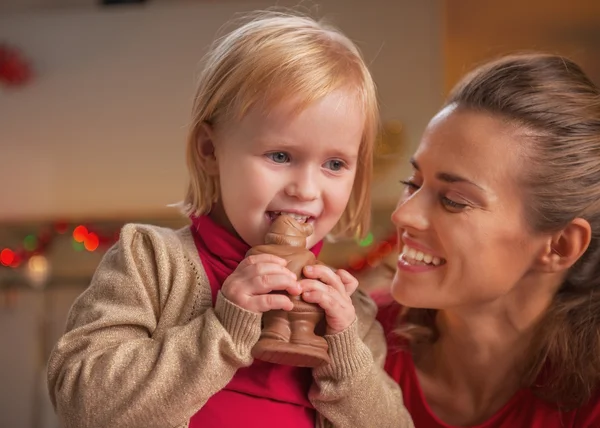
[181,9,379,238]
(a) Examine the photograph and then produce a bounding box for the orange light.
[73,225,88,243]
[367,252,382,267]
[84,233,99,251]
[377,242,393,257]
[348,255,365,271]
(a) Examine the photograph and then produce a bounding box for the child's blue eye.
[267,152,290,163]
[325,159,345,171]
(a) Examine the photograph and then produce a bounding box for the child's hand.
[299,265,359,335]
[221,254,301,313]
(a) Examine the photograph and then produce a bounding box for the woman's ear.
[197,122,219,175]
[536,218,591,273]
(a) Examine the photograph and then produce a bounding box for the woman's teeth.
[270,211,310,223]
[400,245,445,266]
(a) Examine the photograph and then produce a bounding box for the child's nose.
[284,168,319,201]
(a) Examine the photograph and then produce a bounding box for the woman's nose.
[391,190,430,232]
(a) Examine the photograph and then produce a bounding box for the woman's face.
[391,106,550,310]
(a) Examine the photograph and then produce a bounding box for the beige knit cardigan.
[47,224,413,428]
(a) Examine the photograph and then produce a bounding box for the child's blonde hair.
[182,9,379,238]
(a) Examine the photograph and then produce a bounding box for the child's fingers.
[300,278,356,334]
[300,284,348,315]
[223,263,296,304]
[298,278,333,295]
[250,274,301,296]
[336,269,359,295]
[252,293,294,312]
[302,264,345,295]
[239,253,289,269]
[244,262,297,281]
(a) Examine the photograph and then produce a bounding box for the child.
[47,10,413,428]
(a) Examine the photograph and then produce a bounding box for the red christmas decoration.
[0,44,33,87]
[0,217,393,275]
[345,234,398,274]
[73,225,89,243]
[0,222,120,270]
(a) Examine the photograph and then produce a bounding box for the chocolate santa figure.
[248,214,330,368]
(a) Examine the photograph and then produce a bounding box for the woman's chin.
[391,280,434,309]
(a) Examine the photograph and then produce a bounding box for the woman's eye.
[400,180,420,194]
[266,152,290,163]
[441,197,468,211]
[400,179,469,212]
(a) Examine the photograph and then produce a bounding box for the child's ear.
[535,218,591,273]
[197,122,219,175]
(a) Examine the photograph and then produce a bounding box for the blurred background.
[0,0,599,426]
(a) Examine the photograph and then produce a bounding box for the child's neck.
[208,203,238,238]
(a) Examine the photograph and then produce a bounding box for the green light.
[24,235,38,251]
[358,232,374,247]
[72,240,85,252]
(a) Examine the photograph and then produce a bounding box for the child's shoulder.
[351,288,378,316]
[370,290,401,331]
[116,223,193,248]
[351,288,400,322]
[96,223,205,297]
[118,222,189,240]
[108,223,197,264]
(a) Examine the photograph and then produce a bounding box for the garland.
[0,43,32,87]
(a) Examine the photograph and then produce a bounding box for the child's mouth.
[267,211,314,224]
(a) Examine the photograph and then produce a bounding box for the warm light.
[386,120,404,134]
[377,242,393,257]
[54,221,68,234]
[84,233,99,251]
[0,249,15,266]
[10,252,21,268]
[349,255,365,271]
[26,255,50,289]
[73,225,88,242]
[367,254,381,267]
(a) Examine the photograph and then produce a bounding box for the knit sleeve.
[309,290,414,428]
[46,225,262,428]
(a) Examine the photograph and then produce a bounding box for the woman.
[377,53,600,427]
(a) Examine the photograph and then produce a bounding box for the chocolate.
[248,215,330,367]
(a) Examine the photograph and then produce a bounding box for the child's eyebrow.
[325,148,358,161]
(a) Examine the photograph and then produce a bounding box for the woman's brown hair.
[399,53,600,408]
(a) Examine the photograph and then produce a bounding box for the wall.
[444,0,600,92]
[0,0,443,222]
[0,2,443,426]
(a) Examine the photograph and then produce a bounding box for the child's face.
[207,89,364,248]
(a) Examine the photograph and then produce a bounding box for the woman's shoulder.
[571,389,600,426]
